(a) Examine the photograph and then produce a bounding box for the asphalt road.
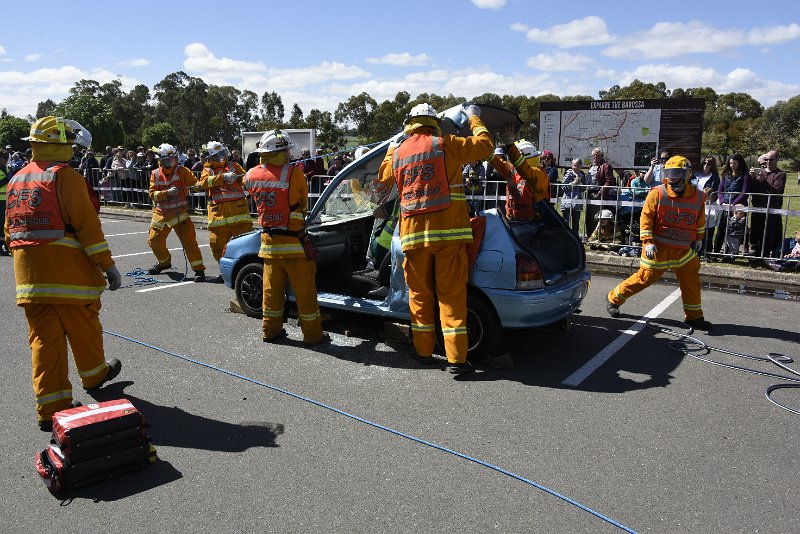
[1,215,798,534]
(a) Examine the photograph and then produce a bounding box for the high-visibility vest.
[206,164,245,204]
[653,184,704,249]
[6,162,69,247]
[392,134,449,218]
[375,199,400,252]
[246,163,292,229]
[503,162,535,221]
[151,167,188,213]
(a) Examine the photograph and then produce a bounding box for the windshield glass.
[312,149,390,224]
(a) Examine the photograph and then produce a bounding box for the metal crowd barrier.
[85,168,799,265]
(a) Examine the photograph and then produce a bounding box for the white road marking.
[105,231,150,237]
[561,288,682,387]
[136,281,195,293]
[112,244,209,259]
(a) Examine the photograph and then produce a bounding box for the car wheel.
[433,294,501,362]
[235,262,263,318]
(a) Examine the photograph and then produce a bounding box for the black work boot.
[193,271,206,283]
[147,263,171,275]
[447,362,474,376]
[85,359,122,392]
[685,317,713,332]
[606,297,620,318]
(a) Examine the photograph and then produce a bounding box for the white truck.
[241,129,315,164]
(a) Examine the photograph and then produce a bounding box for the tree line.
[0,72,798,169]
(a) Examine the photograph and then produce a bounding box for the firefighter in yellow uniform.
[245,130,329,346]
[146,143,206,281]
[5,116,122,431]
[197,141,252,283]
[607,155,711,331]
[377,103,493,375]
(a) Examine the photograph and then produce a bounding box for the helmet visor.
[662,167,686,181]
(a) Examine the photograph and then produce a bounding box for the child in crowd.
[589,209,624,251]
[725,204,747,256]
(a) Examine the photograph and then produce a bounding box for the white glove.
[166,186,179,197]
[222,172,237,184]
[690,240,703,254]
[464,104,481,118]
[499,123,516,145]
[106,265,121,291]
[645,244,657,260]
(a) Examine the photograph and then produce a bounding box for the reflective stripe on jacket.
[205,164,246,205]
[151,167,188,212]
[246,164,292,229]
[653,185,704,249]
[393,135,450,217]
[6,162,68,247]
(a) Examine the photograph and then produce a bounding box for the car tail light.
[515,254,544,290]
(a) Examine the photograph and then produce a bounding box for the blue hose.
[102,328,638,533]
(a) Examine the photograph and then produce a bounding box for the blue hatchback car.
[221,104,591,358]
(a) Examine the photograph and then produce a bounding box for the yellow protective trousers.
[148,217,206,271]
[262,257,324,344]
[23,301,110,423]
[404,242,469,363]
[207,200,252,262]
[608,248,703,321]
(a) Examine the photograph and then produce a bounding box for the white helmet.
[405,103,439,124]
[599,209,614,220]
[157,143,178,159]
[205,140,228,161]
[515,140,541,160]
[63,119,92,149]
[255,130,296,153]
[353,146,370,159]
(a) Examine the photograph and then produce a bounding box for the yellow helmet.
[22,116,77,144]
[662,155,691,185]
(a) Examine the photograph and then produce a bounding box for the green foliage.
[0,113,31,152]
[141,123,178,149]
[29,75,800,169]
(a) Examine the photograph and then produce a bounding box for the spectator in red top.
[299,147,315,180]
[585,147,615,237]
[749,149,786,257]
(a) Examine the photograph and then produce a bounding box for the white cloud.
[471,0,506,9]
[525,16,614,48]
[24,53,41,62]
[604,21,800,59]
[617,63,800,106]
[527,51,593,71]
[183,43,267,76]
[365,52,432,66]
[119,58,150,67]
[510,22,528,33]
[0,45,6,55]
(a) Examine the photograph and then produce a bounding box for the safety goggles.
[209,153,227,162]
[159,156,176,165]
[662,167,687,181]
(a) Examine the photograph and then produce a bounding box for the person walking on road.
[376,103,493,376]
[5,116,122,431]
[197,141,252,283]
[245,130,329,346]
[606,155,712,331]
[146,143,207,281]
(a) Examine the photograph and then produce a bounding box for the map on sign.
[540,108,660,169]
[539,99,705,171]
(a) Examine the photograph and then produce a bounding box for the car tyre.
[433,293,501,362]
[235,262,263,319]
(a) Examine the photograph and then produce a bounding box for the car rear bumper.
[484,269,591,329]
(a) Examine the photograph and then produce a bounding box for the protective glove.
[222,172,237,184]
[106,265,121,291]
[166,186,179,197]
[644,244,657,260]
[499,123,517,145]
[464,104,481,118]
[690,240,703,254]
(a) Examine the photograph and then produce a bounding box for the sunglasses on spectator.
[763,158,775,161]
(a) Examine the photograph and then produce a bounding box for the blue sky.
[1,0,799,118]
